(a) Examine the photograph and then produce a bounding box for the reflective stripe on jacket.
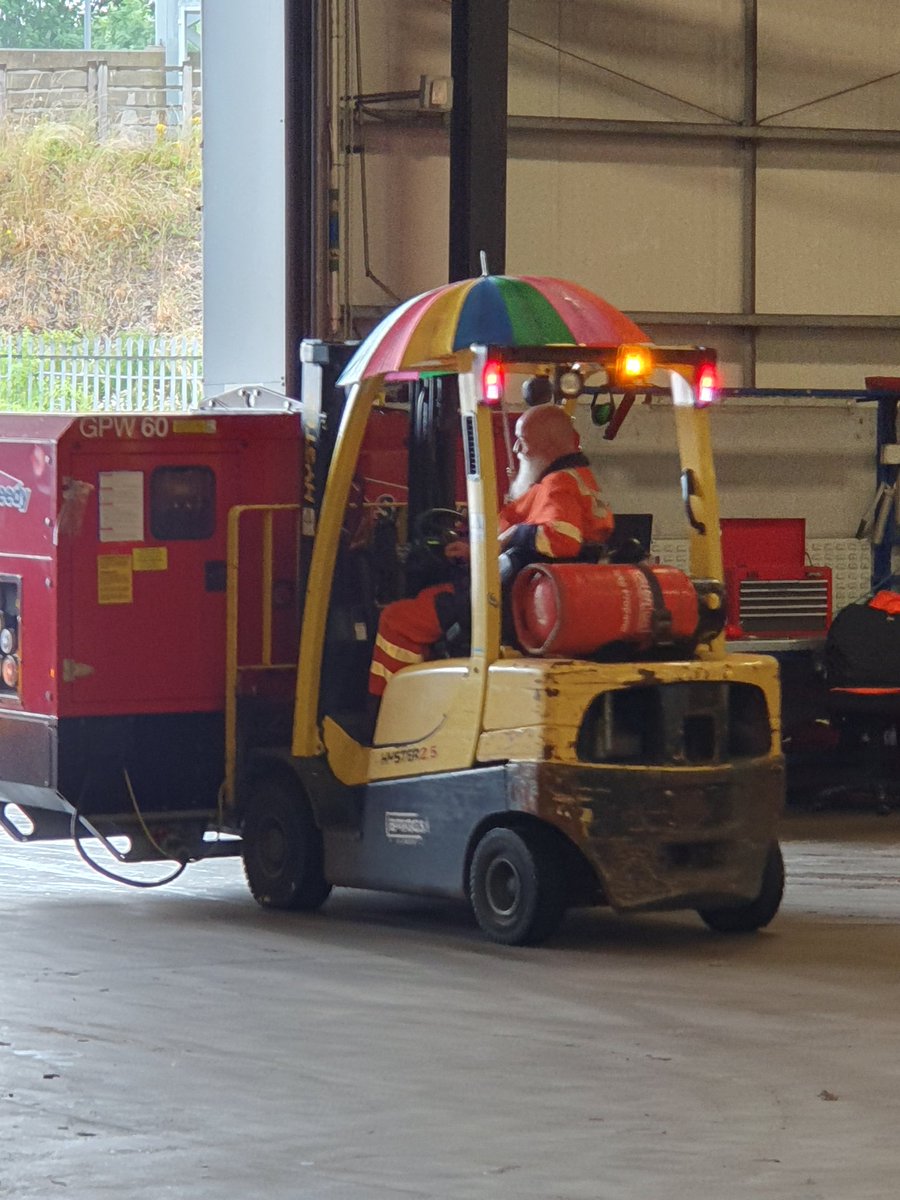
[498,453,613,560]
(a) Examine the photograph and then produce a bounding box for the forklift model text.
[379,745,438,765]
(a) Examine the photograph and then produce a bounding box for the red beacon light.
[482,360,505,404]
[696,362,720,407]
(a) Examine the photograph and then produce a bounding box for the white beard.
[508,456,543,500]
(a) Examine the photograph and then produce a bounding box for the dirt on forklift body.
[0,278,785,945]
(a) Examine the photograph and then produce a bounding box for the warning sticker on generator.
[132,546,168,572]
[98,471,144,543]
[97,555,133,605]
[173,419,217,435]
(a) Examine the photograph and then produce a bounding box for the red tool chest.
[721,518,832,640]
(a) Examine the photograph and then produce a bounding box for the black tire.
[468,826,568,946]
[242,775,332,911]
[697,842,785,934]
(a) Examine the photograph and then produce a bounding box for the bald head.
[507,404,581,498]
[514,404,579,465]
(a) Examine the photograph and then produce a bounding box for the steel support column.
[740,0,758,387]
[285,0,330,396]
[449,0,509,281]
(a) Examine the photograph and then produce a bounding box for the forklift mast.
[408,375,460,523]
[298,341,357,571]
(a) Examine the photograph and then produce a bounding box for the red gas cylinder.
[512,563,700,656]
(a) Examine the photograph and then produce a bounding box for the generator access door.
[60,440,241,717]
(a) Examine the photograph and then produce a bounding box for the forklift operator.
[368,403,614,698]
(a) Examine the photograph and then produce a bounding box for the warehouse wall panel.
[354,0,450,94]
[510,0,744,123]
[344,0,900,389]
[507,134,744,313]
[756,329,900,390]
[758,1,900,129]
[756,145,900,317]
[578,398,876,541]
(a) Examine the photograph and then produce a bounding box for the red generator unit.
[0,406,305,856]
[721,518,832,641]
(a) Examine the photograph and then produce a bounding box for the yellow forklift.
[0,276,783,945]
[227,281,785,944]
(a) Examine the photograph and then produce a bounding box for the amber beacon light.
[614,344,653,387]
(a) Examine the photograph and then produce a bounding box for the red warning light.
[696,362,720,407]
[482,361,505,404]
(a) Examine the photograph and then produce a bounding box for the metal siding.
[577,397,876,542]
[195,0,900,532]
[758,1,900,130]
[506,135,745,314]
[340,0,900,390]
[345,125,451,309]
[756,144,900,317]
[511,0,744,123]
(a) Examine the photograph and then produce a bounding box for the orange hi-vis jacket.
[499,453,613,559]
[368,454,613,697]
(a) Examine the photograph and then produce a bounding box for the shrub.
[0,115,202,335]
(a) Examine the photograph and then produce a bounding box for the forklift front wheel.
[697,841,785,934]
[469,826,568,946]
[242,776,332,912]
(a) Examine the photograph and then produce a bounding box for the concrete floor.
[3,811,900,1200]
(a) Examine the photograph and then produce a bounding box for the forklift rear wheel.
[242,776,332,912]
[697,841,785,934]
[469,826,568,946]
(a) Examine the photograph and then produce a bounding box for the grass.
[0,115,202,335]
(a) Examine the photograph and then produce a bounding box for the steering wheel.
[412,507,467,564]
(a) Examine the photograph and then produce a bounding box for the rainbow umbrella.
[337,274,648,386]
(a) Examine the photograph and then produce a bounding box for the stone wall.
[0,49,200,139]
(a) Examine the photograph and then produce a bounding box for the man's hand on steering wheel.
[413,507,469,566]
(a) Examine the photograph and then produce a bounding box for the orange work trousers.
[368,583,454,696]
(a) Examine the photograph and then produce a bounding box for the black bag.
[826,601,900,688]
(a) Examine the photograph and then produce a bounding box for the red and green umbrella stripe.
[519,276,647,345]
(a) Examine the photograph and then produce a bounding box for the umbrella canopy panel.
[338,275,648,387]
